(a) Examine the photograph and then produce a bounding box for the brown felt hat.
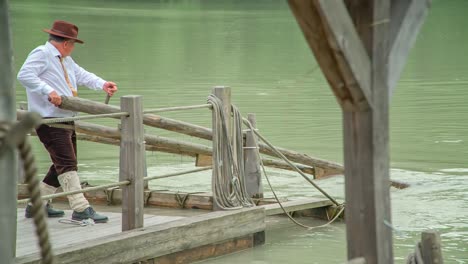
[43,20,84,44]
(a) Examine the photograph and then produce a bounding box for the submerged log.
[57,97,345,176]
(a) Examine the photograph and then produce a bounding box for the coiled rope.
[0,114,55,264]
[208,95,254,210]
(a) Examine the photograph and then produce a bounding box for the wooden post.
[421,230,443,264]
[0,0,17,260]
[211,86,231,211]
[120,96,145,231]
[286,0,429,262]
[244,113,263,198]
[342,2,393,263]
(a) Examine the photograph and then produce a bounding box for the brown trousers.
[35,122,77,188]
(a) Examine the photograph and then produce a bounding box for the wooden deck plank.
[260,198,333,216]
[16,207,265,264]
[16,209,183,258]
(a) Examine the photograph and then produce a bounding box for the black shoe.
[25,203,65,218]
[72,207,108,223]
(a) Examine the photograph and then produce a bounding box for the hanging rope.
[207,95,254,210]
[242,117,340,206]
[242,116,345,229]
[0,114,55,264]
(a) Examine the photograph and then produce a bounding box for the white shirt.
[17,42,106,117]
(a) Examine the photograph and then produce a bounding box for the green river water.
[10,0,468,263]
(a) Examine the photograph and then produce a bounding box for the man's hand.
[48,91,62,107]
[103,81,118,97]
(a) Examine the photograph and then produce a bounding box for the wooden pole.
[342,2,393,263]
[0,0,17,260]
[119,96,145,231]
[211,86,231,211]
[421,230,443,264]
[287,0,413,262]
[244,114,263,198]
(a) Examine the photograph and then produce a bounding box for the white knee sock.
[57,171,89,212]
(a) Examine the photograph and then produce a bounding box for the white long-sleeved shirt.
[17,42,106,117]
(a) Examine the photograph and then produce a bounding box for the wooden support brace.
[389,0,430,94]
[315,0,373,110]
[288,0,372,111]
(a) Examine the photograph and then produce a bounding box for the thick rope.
[208,95,253,210]
[0,120,55,264]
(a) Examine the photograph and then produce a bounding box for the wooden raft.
[15,197,334,263]
[16,207,266,264]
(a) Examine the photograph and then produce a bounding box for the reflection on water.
[11,0,468,262]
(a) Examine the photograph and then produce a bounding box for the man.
[17,20,118,223]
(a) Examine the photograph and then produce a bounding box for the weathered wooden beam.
[0,0,17,261]
[342,1,393,263]
[421,230,443,264]
[60,96,213,140]
[315,0,373,110]
[16,207,265,264]
[120,96,145,231]
[261,198,333,216]
[388,0,430,93]
[288,0,367,110]
[258,143,343,175]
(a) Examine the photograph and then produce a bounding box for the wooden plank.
[16,210,183,258]
[342,1,393,263]
[16,207,265,264]
[152,234,254,264]
[388,0,430,93]
[315,0,373,110]
[244,114,263,198]
[421,230,444,264]
[120,96,145,231]
[261,199,333,216]
[0,0,17,261]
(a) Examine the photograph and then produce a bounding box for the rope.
[242,117,340,206]
[144,166,212,181]
[207,95,254,210]
[17,180,131,204]
[41,112,128,124]
[58,219,95,227]
[143,104,212,114]
[242,117,345,229]
[0,116,55,264]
